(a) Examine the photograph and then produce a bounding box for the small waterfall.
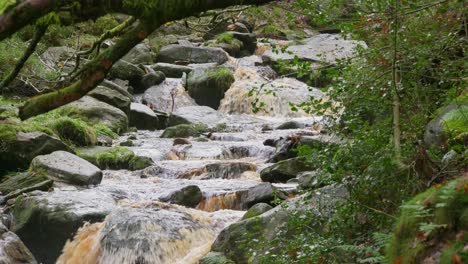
[197,192,246,212]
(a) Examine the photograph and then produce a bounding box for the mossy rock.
[0,172,51,196]
[424,93,468,149]
[200,252,235,264]
[49,117,97,146]
[78,146,153,171]
[161,124,208,138]
[387,176,468,263]
[242,203,273,219]
[187,67,235,109]
[260,157,316,183]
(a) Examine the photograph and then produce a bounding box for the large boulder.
[157,45,229,64]
[262,34,366,65]
[187,67,235,109]
[168,106,227,128]
[142,78,197,113]
[260,157,315,183]
[30,151,102,186]
[121,43,153,65]
[129,103,162,130]
[61,96,128,134]
[240,183,287,208]
[151,63,193,78]
[12,189,116,263]
[87,85,132,114]
[211,185,348,263]
[57,203,218,264]
[219,75,325,117]
[100,79,133,99]
[0,223,37,264]
[0,127,72,171]
[242,203,273,220]
[424,94,467,148]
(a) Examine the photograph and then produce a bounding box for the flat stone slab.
[30,151,102,186]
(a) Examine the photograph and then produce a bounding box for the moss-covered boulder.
[140,71,166,92]
[121,43,153,65]
[87,85,132,114]
[242,203,273,220]
[159,185,202,208]
[60,96,128,134]
[260,157,316,183]
[11,189,116,263]
[49,117,97,146]
[0,172,52,199]
[187,67,235,109]
[161,124,208,138]
[109,60,145,89]
[387,176,468,264]
[0,125,72,171]
[77,146,154,171]
[424,93,468,148]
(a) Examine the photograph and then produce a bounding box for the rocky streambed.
[1,29,363,264]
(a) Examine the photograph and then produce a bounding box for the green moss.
[259,25,287,38]
[93,123,118,139]
[386,177,468,263]
[161,124,208,138]
[129,156,154,171]
[0,172,49,195]
[443,106,468,136]
[78,147,153,170]
[216,33,243,49]
[50,117,97,146]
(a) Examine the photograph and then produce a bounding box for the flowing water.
[54,52,324,263]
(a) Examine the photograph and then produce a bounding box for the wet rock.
[424,94,467,148]
[297,170,333,190]
[77,146,154,171]
[168,106,227,128]
[241,183,287,208]
[203,162,256,180]
[0,128,72,170]
[140,71,166,91]
[87,85,131,114]
[242,203,273,220]
[58,203,215,263]
[276,120,305,130]
[161,124,208,138]
[260,158,315,183]
[151,63,193,78]
[200,252,235,264]
[229,32,257,54]
[0,223,37,264]
[187,67,235,109]
[12,189,116,263]
[129,103,161,131]
[61,96,128,133]
[265,137,299,163]
[30,151,102,186]
[142,78,196,113]
[109,60,145,89]
[173,138,192,145]
[160,185,202,208]
[157,45,229,64]
[211,185,348,263]
[262,34,366,65]
[121,43,153,65]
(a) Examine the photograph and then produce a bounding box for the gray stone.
[157,45,229,64]
[229,32,257,54]
[88,85,132,114]
[30,151,102,186]
[12,189,116,264]
[140,71,166,91]
[168,106,227,128]
[129,103,161,130]
[276,120,305,130]
[187,67,235,109]
[260,158,315,183]
[241,183,287,208]
[100,79,133,99]
[0,223,37,264]
[121,43,153,65]
[228,22,250,33]
[159,185,202,208]
[142,78,197,113]
[40,46,76,72]
[109,60,145,88]
[151,63,193,78]
[203,162,256,180]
